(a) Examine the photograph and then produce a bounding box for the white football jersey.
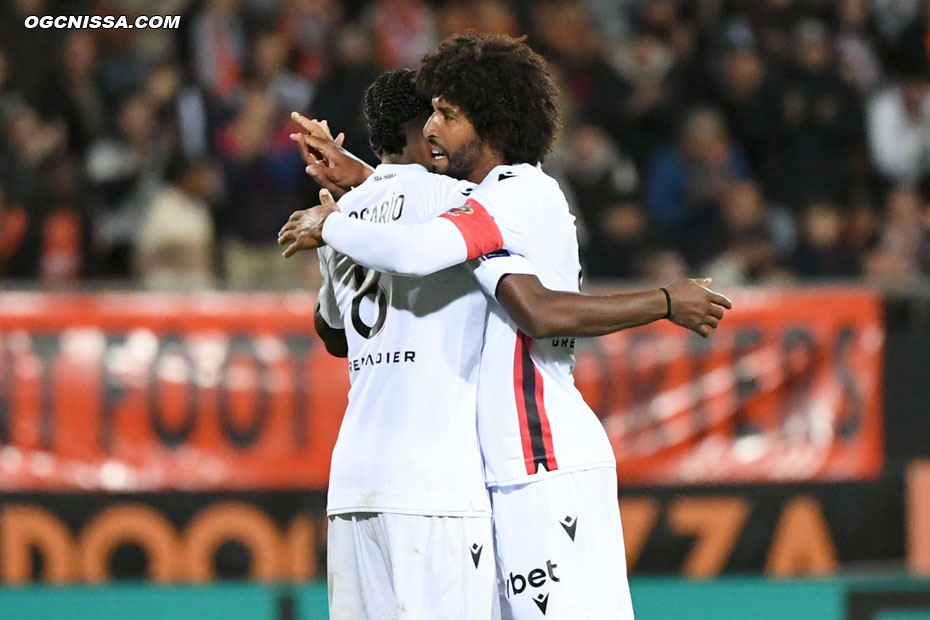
[316,163,492,515]
[446,164,618,486]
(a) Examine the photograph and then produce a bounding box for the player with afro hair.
[415,32,562,166]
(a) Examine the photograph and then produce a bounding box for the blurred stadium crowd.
[1,0,929,289]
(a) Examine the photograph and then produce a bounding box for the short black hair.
[416,32,561,164]
[363,69,432,156]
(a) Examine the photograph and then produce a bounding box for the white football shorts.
[490,467,635,619]
[327,512,498,619]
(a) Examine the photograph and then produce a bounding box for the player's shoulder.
[412,169,475,218]
[471,163,560,211]
[337,163,426,211]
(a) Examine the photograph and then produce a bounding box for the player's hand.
[290,114,345,165]
[277,189,341,258]
[289,112,374,198]
[665,278,732,338]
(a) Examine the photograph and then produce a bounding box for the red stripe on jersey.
[513,331,558,475]
[513,331,536,475]
[532,351,558,472]
[439,198,503,260]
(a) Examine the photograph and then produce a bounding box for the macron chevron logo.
[470,543,483,568]
[559,515,577,541]
[533,592,549,615]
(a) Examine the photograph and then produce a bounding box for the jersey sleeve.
[420,175,476,219]
[316,248,343,329]
[438,198,505,261]
[469,250,539,298]
[321,211,476,277]
[447,179,532,261]
[319,176,515,276]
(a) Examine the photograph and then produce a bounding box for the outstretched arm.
[495,275,731,339]
[278,190,503,277]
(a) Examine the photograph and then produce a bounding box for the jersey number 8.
[350,265,388,339]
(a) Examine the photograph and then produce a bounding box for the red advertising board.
[0,288,883,490]
[0,291,347,490]
[574,287,884,483]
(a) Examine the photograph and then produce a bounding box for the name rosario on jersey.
[346,193,404,223]
[348,349,416,372]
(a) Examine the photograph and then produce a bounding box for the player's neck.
[382,144,429,167]
[466,151,504,185]
[381,154,413,165]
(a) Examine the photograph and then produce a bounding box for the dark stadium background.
[1,0,930,618]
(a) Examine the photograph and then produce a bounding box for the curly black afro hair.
[416,32,561,165]
[363,68,433,156]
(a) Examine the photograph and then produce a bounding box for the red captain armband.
[439,198,504,260]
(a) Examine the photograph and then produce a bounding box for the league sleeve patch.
[480,249,511,260]
[440,198,504,260]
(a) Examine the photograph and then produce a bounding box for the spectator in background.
[765,18,865,210]
[865,185,928,281]
[250,30,313,112]
[867,71,930,187]
[95,15,148,106]
[602,17,678,166]
[85,93,170,277]
[215,86,307,288]
[154,58,214,161]
[835,0,884,94]
[641,247,689,283]
[370,0,437,68]
[0,0,57,106]
[190,0,248,103]
[646,106,749,266]
[135,158,221,289]
[530,1,638,157]
[274,0,339,84]
[38,32,108,156]
[0,47,24,121]
[145,61,183,133]
[548,124,643,278]
[711,43,779,180]
[4,104,67,215]
[793,200,861,278]
[702,180,793,286]
[590,201,655,280]
[37,156,92,283]
[308,26,379,164]
[0,154,90,283]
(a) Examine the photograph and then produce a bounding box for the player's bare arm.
[278,190,733,338]
[496,275,731,339]
[281,117,733,337]
[290,112,374,198]
[314,302,348,357]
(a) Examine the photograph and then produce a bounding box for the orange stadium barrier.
[0,287,882,491]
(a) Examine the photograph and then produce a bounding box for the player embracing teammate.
[281,33,731,619]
